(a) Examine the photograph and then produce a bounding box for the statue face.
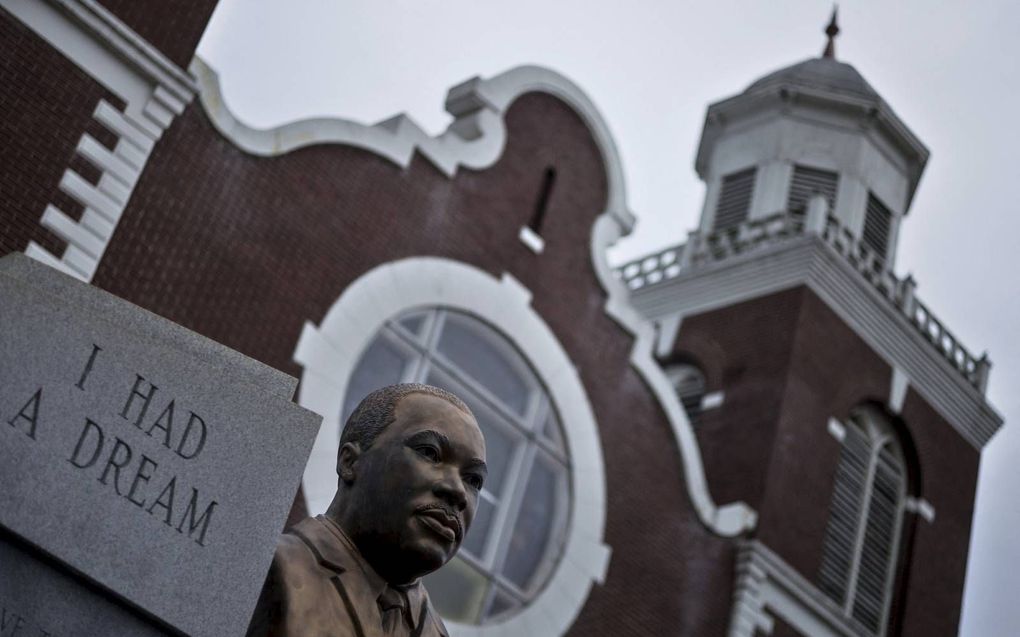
[347,393,487,583]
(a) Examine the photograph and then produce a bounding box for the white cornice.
[0,0,198,104]
[629,236,1003,450]
[51,0,197,102]
[195,58,755,536]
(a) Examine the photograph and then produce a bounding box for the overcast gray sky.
[197,2,1020,633]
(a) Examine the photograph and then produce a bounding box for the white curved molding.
[191,57,634,233]
[591,217,757,536]
[293,257,611,636]
[196,55,754,536]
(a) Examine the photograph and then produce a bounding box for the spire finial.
[823,6,840,59]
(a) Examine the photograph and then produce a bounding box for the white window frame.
[293,257,611,637]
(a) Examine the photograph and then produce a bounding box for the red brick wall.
[756,290,892,575]
[897,389,979,637]
[0,9,124,260]
[766,291,978,636]
[674,286,980,636]
[89,93,736,635]
[96,0,219,70]
[670,288,806,512]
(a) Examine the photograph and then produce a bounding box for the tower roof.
[695,17,930,209]
[744,57,879,104]
[743,9,876,105]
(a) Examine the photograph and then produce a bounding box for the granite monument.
[0,253,322,637]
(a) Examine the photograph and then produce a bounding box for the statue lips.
[415,507,462,544]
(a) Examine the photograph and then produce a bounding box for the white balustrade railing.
[617,203,991,393]
[617,211,800,290]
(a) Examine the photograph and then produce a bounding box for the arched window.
[343,307,571,625]
[818,406,908,635]
[664,362,706,424]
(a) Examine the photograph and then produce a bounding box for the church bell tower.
[620,12,1001,637]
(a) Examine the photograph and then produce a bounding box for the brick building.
[0,2,1002,636]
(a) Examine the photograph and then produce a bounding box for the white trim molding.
[904,497,935,524]
[518,225,545,254]
[196,57,754,536]
[653,314,683,357]
[629,236,1003,450]
[701,390,725,411]
[192,58,634,236]
[889,368,909,414]
[828,418,847,443]
[730,540,873,637]
[293,257,610,637]
[621,212,992,395]
[2,0,198,281]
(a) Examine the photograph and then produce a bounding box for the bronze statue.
[247,383,487,637]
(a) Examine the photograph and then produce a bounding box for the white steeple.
[692,12,929,270]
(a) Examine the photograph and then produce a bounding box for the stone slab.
[0,254,296,400]
[0,267,322,637]
[0,533,168,637]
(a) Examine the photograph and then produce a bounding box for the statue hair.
[339,383,473,455]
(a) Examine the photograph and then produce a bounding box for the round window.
[343,307,572,624]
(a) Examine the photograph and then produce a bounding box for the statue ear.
[337,442,361,483]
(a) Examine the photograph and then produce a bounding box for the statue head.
[327,383,487,585]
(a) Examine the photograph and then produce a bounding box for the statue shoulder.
[275,529,316,568]
[248,520,360,637]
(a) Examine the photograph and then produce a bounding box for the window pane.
[424,557,489,624]
[398,313,427,339]
[501,453,568,592]
[462,496,496,560]
[342,335,411,422]
[483,586,522,622]
[542,408,566,454]
[426,368,518,497]
[437,313,532,417]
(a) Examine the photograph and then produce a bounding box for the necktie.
[378,586,412,634]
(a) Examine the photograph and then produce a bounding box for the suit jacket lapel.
[291,517,387,633]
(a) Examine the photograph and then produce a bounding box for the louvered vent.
[787,165,839,214]
[863,194,893,262]
[817,413,907,636]
[713,168,756,232]
[818,422,869,605]
[851,445,904,632]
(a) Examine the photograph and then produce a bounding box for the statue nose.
[434,469,468,510]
